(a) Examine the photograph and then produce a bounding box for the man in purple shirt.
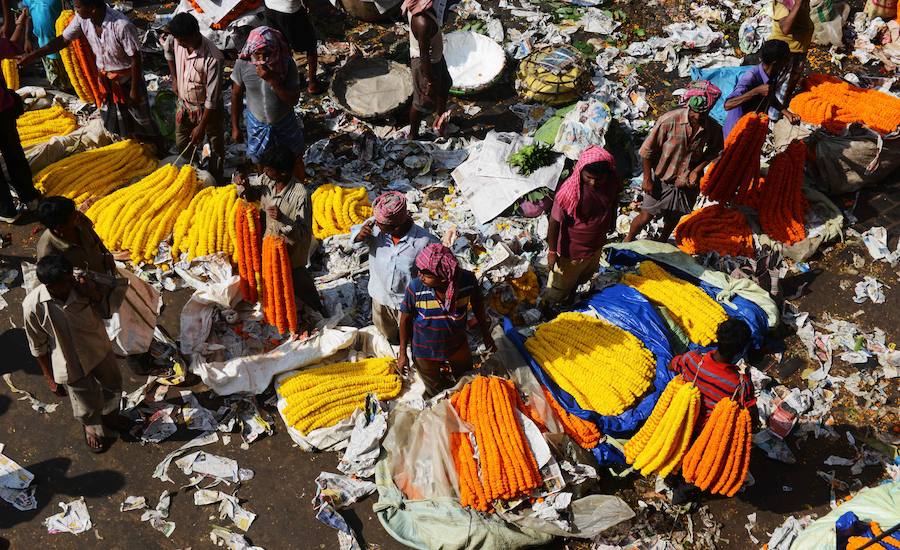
[722,40,790,139]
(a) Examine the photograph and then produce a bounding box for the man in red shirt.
[669,318,758,428]
[544,146,620,305]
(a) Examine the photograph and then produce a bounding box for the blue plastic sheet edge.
[604,247,771,349]
[690,65,754,127]
[504,284,675,447]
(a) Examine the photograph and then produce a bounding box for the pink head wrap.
[372,191,410,226]
[415,243,459,309]
[680,80,722,113]
[553,146,616,219]
[239,26,291,80]
[401,0,434,15]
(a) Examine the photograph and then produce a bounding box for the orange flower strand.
[790,73,900,135]
[674,205,755,258]
[699,112,769,203]
[541,387,602,449]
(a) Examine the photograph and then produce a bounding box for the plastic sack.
[105,267,161,356]
[497,494,635,539]
[373,456,554,550]
[864,0,897,19]
[193,325,357,396]
[811,0,849,46]
[791,482,900,549]
[805,124,900,195]
[177,255,241,355]
[690,65,754,127]
[755,186,844,262]
[26,119,115,173]
[504,284,676,437]
[274,326,395,452]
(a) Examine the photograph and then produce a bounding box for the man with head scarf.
[230,26,306,181]
[352,191,438,344]
[398,243,494,397]
[625,80,724,243]
[544,146,620,305]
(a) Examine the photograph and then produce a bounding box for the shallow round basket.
[443,30,506,95]
[330,57,413,119]
[338,0,400,22]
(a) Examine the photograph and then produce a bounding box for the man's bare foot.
[84,426,105,453]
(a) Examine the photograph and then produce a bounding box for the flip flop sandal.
[84,429,106,454]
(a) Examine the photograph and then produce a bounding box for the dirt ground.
[1,0,899,548]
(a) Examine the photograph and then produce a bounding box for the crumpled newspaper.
[337,397,388,479]
[210,526,264,550]
[2,373,59,414]
[853,276,886,304]
[194,489,257,532]
[312,472,377,550]
[859,226,899,265]
[139,490,175,537]
[0,444,37,511]
[766,515,814,550]
[44,497,92,535]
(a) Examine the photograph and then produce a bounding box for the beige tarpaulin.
[26,119,115,174]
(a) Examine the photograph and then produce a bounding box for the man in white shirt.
[262,0,322,94]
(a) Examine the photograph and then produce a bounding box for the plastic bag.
[791,482,900,549]
[105,267,161,356]
[811,0,849,46]
[177,256,241,355]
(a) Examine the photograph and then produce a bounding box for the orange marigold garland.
[699,112,769,203]
[674,204,755,257]
[757,141,808,245]
[261,235,298,335]
[449,376,542,511]
[681,397,752,496]
[541,387,602,449]
[790,73,900,135]
[234,199,251,300]
[234,201,262,303]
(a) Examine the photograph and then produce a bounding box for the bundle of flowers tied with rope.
[449,376,543,512]
[278,357,401,435]
[790,73,900,135]
[56,10,103,105]
[261,235,297,335]
[235,201,262,303]
[621,260,729,346]
[86,164,200,263]
[525,311,656,416]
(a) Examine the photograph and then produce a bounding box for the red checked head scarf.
[553,146,616,220]
[680,80,722,113]
[372,191,410,225]
[239,26,291,80]
[415,243,459,309]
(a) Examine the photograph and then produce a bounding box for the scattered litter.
[153,431,219,483]
[139,491,175,537]
[766,515,814,550]
[210,526,264,550]
[312,472,377,550]
[176,451,251,484]
[337,397,388,478]
[44,497,92,535]
[120,495,147,512]
[3,374,60,414]
[0,444,37,511]
[853,276,887,304]
[194,489,257,532]
[859,226,899,265]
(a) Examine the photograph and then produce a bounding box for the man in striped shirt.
[669,318,757,428]
[399,244,495,397]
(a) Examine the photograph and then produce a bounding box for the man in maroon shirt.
[544,147,620,305]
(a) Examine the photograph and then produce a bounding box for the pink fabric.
[373,191,410,225]
[61,7,140,73]
[415,243,459,310]
[401,0,434,15]
[553,146,616,220]
[239,26,291,80]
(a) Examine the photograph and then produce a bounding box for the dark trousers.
[292,265,324,313]
[0,109,38,212]
[175,106,225,184]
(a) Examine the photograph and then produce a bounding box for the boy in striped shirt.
[670,318,758,428]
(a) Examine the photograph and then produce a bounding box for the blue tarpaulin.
[604,247,771,349]
[505,284,675,441]
[690,65,753,127]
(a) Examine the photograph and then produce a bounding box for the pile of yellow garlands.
[87,164,200,263]
[17,105,78,149]
[1,58,18,91]
[790,73,900,135]
[172,185,241,260]
[56,10,102,104]
[278,357,401,435]
[449,376,543,512]
[489,269,539,318]
[624,376,752,495]
[35,139,156,205]
[525,311,655,416]
[311,183,372,239]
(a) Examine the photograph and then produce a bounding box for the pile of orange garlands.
[449,376,542,512]
[235,201,262,303]
[541,387,602,449]
[681,396,752,497]
[262,235,298,335]
[790,74,900,135]
[674,205,755,257]
[699,112,769,203]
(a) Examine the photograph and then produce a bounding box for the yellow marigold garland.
[621,260,728,347]
[624,375,701,477]
[277,357,401,434]
[525,311,655,416]
[1,58,18,91]
[311,183,372,239]
[34,139,156,205]
[86,164,200,262]
[171,185,239,261]
[17,105,79,149]
[55,10,102,104]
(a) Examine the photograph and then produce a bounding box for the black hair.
[75,0,106,9]
[760,39,790,65]
[166,12,200,39]
[582,161,612,177]
[37,196,76,230]
[36,255,73,286]
[259,146,295,177]
[716,318,752,362]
